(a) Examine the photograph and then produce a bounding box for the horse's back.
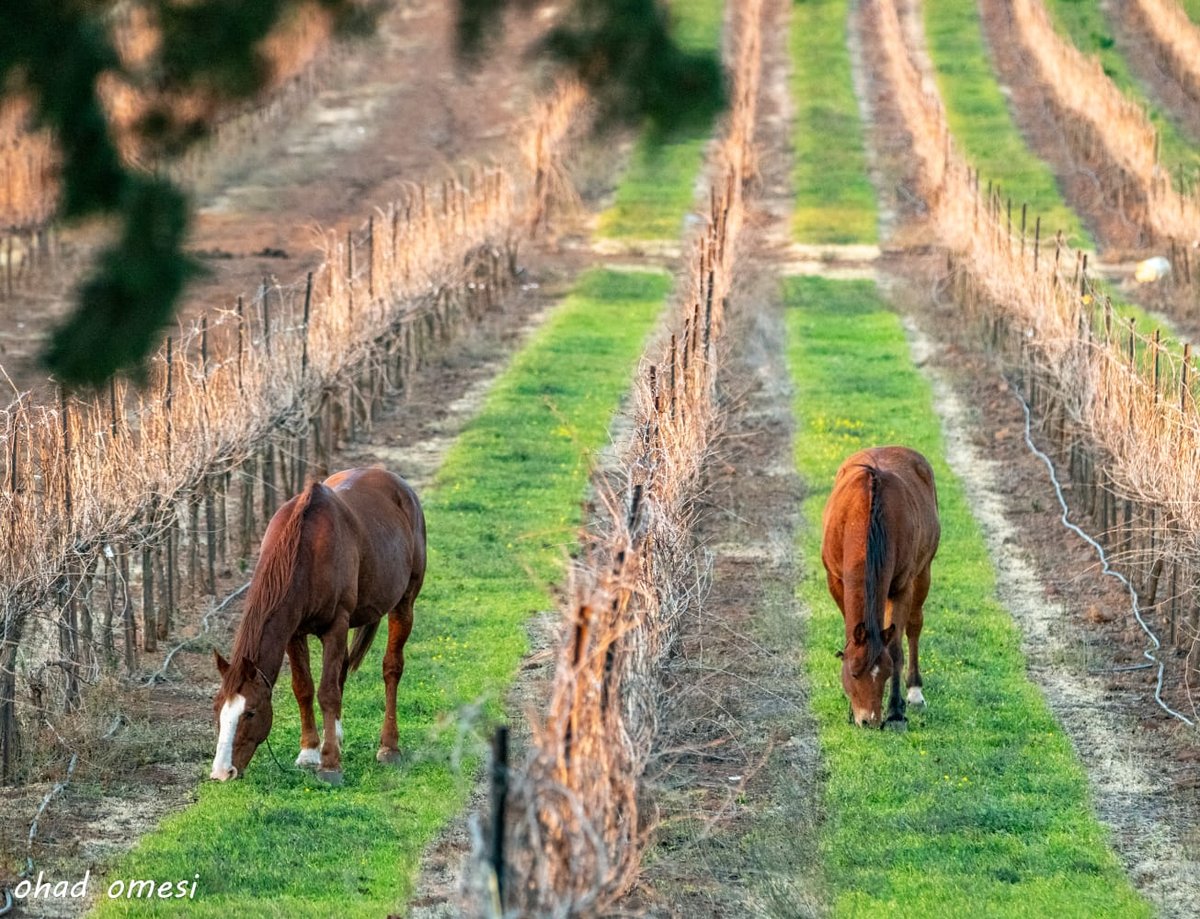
[823,446,940,574]
[323,467,427,608]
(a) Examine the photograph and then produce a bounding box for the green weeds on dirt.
[784,276,1148,917]
[789,0,878,244]
[91,269,669,918]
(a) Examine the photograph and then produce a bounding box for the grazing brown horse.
[821,446,939,729]
[210,466,426,783]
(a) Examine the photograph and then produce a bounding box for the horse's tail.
[347,620,381,673]
[863,464,889,654]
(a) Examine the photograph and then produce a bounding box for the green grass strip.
[597,0,725,240]
[91,269,669,918]
[789,0,878,244]
[923,0,1091,247]
[1184,0,1200,23]
[785,276,1148,917]
[1045,0,1200,181]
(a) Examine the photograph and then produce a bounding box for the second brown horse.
[822,446,940,728]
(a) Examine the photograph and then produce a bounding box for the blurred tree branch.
[0,0,722,388]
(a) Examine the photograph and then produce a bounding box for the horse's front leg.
[287,635,321,768]
[316,619,349,783]
[884,638,907,728]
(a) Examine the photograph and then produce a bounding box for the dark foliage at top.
[0,0,723,388]
[457,0,726,134]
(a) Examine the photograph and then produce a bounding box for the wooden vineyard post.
[161,513,175,641]
[368,215,376,302]
[142,533,156,653]
[205,478,218,595]
[1033,216,1041,274]
[59,387,72,528]
[297,272,313,492]
[237,295,246,394]
[1182,344,1193,414]
[241,455,257,560]
[120,548,135,671]
[263,443,277,523]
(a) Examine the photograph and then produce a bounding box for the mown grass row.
[1044,0,1200,175]
[922,0,1090,245]
[597,0,725,238]
[789,0,877,244]
[92,269,670,918]
[786,276,1149,917]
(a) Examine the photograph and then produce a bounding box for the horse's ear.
[852,622,868,646]
[214,650,230,677]
[881,624,896,645]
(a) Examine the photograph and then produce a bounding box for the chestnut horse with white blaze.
[210,466,426,783]
[821,446,939,728]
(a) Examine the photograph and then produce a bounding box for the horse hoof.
[316,769,344,785]
[883,717,908,733]
[376,748,403,765]
[295,748,321,769]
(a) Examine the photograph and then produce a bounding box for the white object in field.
[1135,256,1172,283]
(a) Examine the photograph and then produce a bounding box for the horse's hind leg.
[377,593,415,765]
[906,567,931,707]
[288,635,321,768]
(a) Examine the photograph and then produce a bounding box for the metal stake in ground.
[490,725,509,909]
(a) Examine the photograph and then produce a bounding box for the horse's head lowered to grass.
[211,651,275,781]
[838,620,897,727]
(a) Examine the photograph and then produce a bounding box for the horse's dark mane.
[228,482,325,679]
[862,463,888,661]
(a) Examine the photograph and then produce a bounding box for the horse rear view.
[821,446,940,729]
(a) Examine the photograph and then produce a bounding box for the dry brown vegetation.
[465,2,766,914]
[984,0,1200,250]
[1118,0,1200,118]
[864,0,1200,714]
[0,79,590,783]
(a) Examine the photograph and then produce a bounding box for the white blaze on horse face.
[870,665,880,682]
[210,694,246,781]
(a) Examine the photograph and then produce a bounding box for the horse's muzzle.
[209,765,239,782]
